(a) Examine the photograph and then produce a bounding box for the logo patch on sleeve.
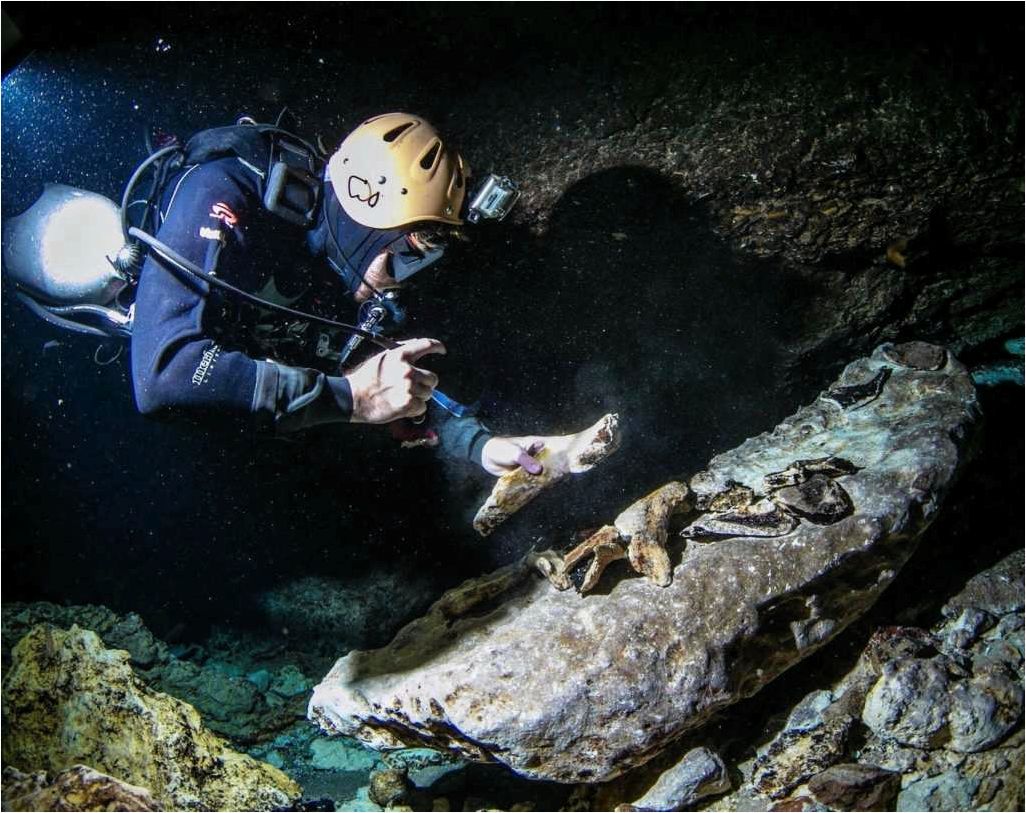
[209,202,239,227]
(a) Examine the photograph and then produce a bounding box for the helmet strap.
[319,185,404,298]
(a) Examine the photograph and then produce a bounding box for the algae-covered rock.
[309,738,383,773]
[152,657,297,744]
[1,625,300,811]
[310,344,980,782]
[2,601,306,745]
[368,767,413,807]
[1,764,161,812]
[752,689,856,798]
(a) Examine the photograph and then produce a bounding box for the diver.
[3,112,543,476]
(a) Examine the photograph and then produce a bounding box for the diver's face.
[353,250,399,304]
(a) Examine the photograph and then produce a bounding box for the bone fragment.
[473,413,622,536]
[763,456,858,490]
[563,526,628,593]
[528,549,574,591]
[614,481,692,587]
[680,498,799,539]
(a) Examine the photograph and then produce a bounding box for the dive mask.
[386,232,446,283]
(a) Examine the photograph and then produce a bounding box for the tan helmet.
[328,113,468,230]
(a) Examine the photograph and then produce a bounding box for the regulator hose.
[127,227,395,350]
[128,227,475,417]
[121,144,183,242]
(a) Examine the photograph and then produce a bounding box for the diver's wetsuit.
[130,156,493,463]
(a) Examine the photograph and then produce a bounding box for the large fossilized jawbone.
[473,413,622,536]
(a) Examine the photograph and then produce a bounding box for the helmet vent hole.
[420,142,442,171]
[401,188,408,195]
[383,123,415,142]
[379,176,387,184]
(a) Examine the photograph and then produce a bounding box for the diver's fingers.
[405,397,429,418]
[480,436,546,477]
[398,338,447,363]
[507,437,546,456]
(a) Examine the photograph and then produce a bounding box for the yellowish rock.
[2,764,161,812]
[1,625,300,811]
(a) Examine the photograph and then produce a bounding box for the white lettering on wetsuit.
[192,343,221,386]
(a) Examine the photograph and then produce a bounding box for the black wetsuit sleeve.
[129,159,353,431]
[430,404,494,466]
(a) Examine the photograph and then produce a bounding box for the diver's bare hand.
[346,338,445,424]
[481,437,545,477]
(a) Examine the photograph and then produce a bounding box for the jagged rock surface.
[627,747,730,812]
[1,765,162,812]
[2,602,308,744]
[695,547,1024,812]
[310,343,979,782]
[2,602,169,670]
[1,625,301,811]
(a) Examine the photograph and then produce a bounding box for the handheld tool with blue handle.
[336,290,475,418]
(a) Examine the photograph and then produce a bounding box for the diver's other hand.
[481,437,545,477]
[346,338,445,424]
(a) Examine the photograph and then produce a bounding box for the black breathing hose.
[127,227,396,350]
[121,144,182,242]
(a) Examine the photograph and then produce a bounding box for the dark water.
[0,5,962,642]
[1,8,1022,813]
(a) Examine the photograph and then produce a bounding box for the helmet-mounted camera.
[465,174,520,224]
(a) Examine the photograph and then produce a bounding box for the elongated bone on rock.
[614,481,692,587]
[473,413,622,536]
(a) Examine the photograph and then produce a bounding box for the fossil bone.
[528,549,574,591]
[821,367,892,409]
[473,413,622,536]
[614,481,692,587]
[562,526,628,593]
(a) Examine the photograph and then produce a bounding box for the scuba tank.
[1,116,337,344]
[2,184,135,338]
